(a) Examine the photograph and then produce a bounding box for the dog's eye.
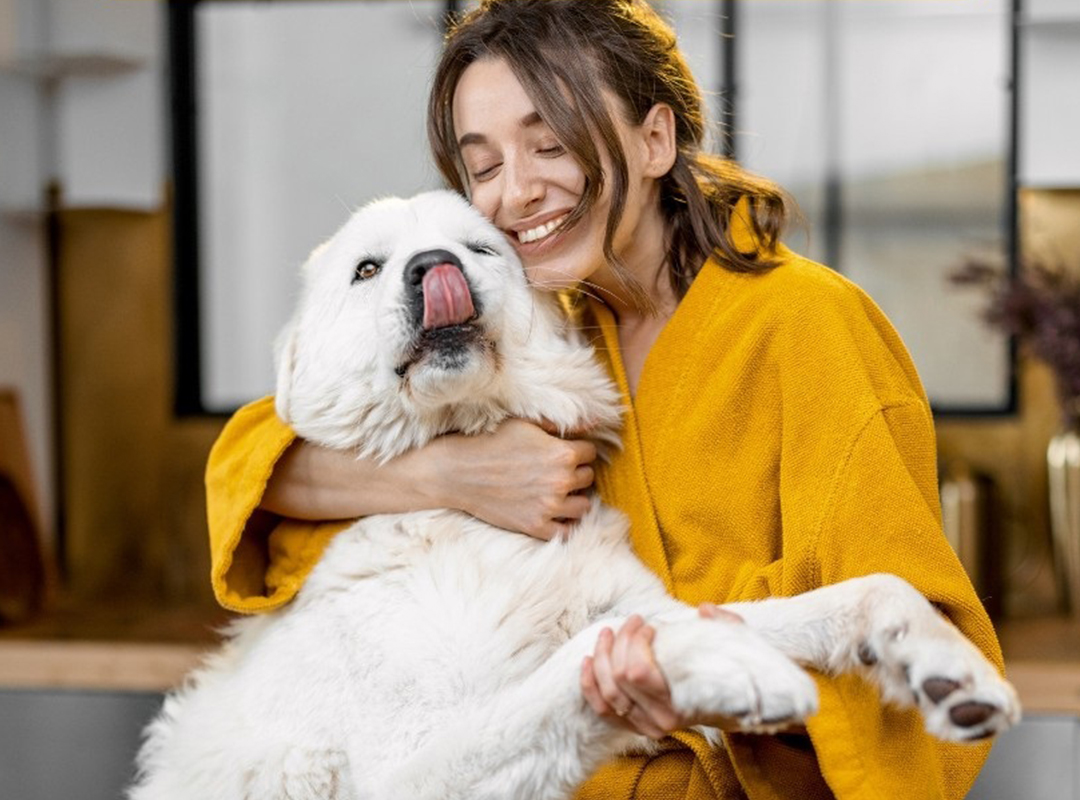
[466,242,498,257]
[353,259,383,283]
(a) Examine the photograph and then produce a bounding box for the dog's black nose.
[404,249,463,287]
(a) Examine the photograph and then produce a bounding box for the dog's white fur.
[131,191,1019,800]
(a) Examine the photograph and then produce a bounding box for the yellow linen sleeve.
[205,396,349,613]
[724,402,1000,800]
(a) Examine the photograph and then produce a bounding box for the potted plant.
[952,258,1080,617]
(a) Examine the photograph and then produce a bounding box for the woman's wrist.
[412,435,465,514]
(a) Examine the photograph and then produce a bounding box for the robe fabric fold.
[204,208,1000,798]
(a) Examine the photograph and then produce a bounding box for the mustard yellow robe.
[205,215,1001,799]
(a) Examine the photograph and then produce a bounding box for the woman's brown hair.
[428,0,789,306]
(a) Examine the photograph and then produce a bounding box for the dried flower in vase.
[951,258,1080,425]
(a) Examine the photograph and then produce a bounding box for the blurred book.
[0,389,47,625]
[941,461,1003,619]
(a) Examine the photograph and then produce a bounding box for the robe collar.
[580,198,766,596]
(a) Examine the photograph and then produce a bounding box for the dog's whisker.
[333,193,355,216]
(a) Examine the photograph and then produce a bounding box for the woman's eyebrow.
[458,111,545,149]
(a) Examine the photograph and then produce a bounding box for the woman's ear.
[640,103,677,178]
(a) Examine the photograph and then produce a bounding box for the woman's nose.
[502,159,544,216]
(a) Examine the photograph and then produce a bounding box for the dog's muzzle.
[404,249,478,331]
[395,249,486,379]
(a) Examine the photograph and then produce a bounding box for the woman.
[206,1,1003,797]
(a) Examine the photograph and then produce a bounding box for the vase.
[1048,424,1080,619]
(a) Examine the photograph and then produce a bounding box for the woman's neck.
[584,200,680,397]
[586,194,677,324]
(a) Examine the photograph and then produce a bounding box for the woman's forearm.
[260,439,446,520]
[260,419,596,537]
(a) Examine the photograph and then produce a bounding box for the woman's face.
[451,57,666,294]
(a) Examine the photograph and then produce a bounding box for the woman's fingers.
[583,610,753,738]
[579,617,686,739]
[610,616,645,697]
[621,624,668,696]
[559,494,592,522]
[615,622,684,735]
[561,438,597,470]
[698,602,744,624]
[445,418,600,539]
[612,618,668,701]
[581,652,668,739]
[591,627,635,716]
[580,655,609,715]
[537,417,599,443]
[535,520,571,542]
[572,464,595,492]
[621,703,669,740]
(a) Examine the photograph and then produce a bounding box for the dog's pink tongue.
[422,264,475,330]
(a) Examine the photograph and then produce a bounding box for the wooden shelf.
[997,617,1080,716]
[0,599,228,645]
[0,640,206,692]
[0,599,226,692]
[997,616,1080,663]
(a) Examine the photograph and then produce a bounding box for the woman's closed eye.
[471,162,501,182]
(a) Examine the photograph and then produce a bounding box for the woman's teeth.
[517,215,567,244]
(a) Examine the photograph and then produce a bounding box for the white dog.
[131,191,1019,800]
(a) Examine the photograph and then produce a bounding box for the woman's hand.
[432,418,597,540]
[580,604,747,739]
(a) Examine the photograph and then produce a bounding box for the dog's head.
[275,191,622,460]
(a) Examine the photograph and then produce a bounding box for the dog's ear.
[273,322,299,424]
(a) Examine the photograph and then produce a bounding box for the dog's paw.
[852,576,1021,742]
[657,619,819,734]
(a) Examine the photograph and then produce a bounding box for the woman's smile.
[504,211,581,270]
[513,213,569,245]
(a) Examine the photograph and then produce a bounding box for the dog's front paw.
[656,619,819,734]
[853,576,1021,742]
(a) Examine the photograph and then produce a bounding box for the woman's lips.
[515,213,569,244]
[508,213,575,259]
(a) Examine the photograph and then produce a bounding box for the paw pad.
[949,701,996,728]
[922,677,961,704]
[857,642,877,666]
